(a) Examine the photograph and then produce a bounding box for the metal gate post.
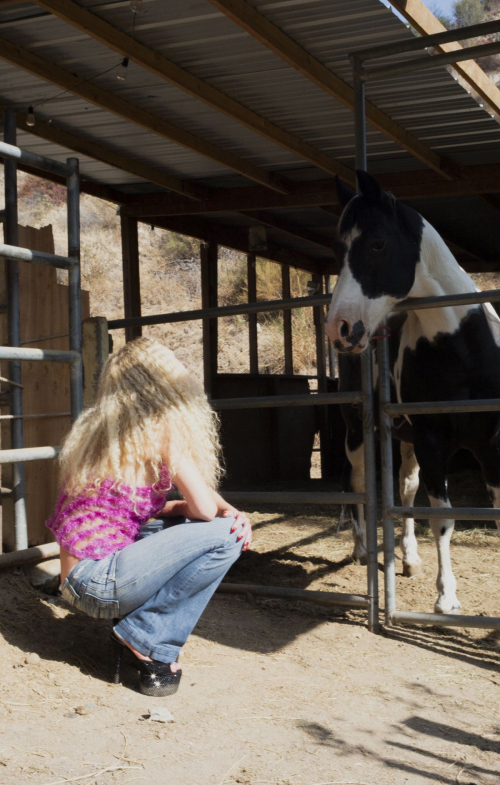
[361,349,379,632]
[353,58,367,176]
[377,335,396,625]
[66,158,83,421]
[3,108,27,549]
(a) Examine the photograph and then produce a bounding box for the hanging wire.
[25,1,142,125]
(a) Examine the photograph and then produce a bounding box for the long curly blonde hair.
[59,337,223,495]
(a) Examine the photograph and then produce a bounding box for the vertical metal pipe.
[378,335,396,625]
[66,158,83,421]
[355,60,378,630]
[353,61,367,175]
[4,108,27,550]
[361,348,379,632]
[326,276,336,378]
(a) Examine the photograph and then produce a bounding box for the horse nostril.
[339,320,350,339]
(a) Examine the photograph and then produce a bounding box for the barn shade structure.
[0,0,499,278]
[2,0,500,633]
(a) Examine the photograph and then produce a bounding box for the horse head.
[325,171,423,353]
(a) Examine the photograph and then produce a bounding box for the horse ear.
[335,176,356,208]
[356,170,382,201]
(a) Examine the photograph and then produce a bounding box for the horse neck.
[406,218,478,342]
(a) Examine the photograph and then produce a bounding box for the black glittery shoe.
[137,659,182,697]
[111,631,182,696]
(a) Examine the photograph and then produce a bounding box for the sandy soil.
[1,477,499,785]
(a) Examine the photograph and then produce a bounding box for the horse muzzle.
[326,317,368,353]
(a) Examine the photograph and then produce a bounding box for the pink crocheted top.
[46,465,171,560]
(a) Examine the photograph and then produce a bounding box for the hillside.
[10,172,319,381]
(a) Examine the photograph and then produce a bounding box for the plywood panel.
[0,224,89,549]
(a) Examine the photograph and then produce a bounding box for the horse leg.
[473,443,500,534]
[345,432,367,565]
[399,441,422,577]
[415,431,460,614]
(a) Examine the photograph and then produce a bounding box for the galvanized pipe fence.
[1,108,82,550]
[351,21,500,633]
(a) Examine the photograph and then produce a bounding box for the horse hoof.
[353,553,368,566]
[402,562,422,578]
[434,599,461,615]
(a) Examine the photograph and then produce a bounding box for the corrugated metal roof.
[0,0,499,268]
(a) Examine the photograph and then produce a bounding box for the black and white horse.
[325,171,500,614]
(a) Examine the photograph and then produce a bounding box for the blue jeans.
[60,516,243,663]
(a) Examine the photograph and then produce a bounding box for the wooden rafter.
[11,107,211,199]
[121,162,500,218]
[391,0,500,117]
[0,34,290,195]
[0,145,132,204]
[207,0,458,180]
[31,0,355,184]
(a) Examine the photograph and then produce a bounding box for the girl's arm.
[169,456,218,522]
[159,460,252,550]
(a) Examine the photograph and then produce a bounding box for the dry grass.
[8,170,322,379]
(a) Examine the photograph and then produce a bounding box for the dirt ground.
[1,473,499,785]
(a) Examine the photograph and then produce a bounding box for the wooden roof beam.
[31,0,355,185]
[207,0,458,180]
[9,106,209,198]
[121,163,500,218]
[0,34,290,196]
[390,0,500,117]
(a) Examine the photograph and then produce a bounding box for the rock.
[28,558,61,593]
[147,707,174,723]
[25,652,41,665]
[74,706,90,715]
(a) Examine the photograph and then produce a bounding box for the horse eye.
[372,240,385,252]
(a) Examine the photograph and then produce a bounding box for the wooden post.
[82,317,110,408]
[247,253,258,374]
[282,264,293,374]
[201,242,218,396]
[120,214,142,342]
[313,273,329,477]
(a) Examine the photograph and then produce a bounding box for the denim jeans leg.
[113,518,244,663]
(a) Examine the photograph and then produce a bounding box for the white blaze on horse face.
[326,227,396,352]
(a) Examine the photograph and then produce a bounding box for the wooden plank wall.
[0,224,89,550]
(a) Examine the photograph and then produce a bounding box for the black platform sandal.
[111,631,182,696]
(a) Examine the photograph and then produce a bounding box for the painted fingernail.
[237,535,243,541]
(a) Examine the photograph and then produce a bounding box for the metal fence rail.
[1,108,82,549]
[212,391,362,410]
[350,21,500,633]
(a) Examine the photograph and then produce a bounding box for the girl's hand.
[223,508,252,551]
